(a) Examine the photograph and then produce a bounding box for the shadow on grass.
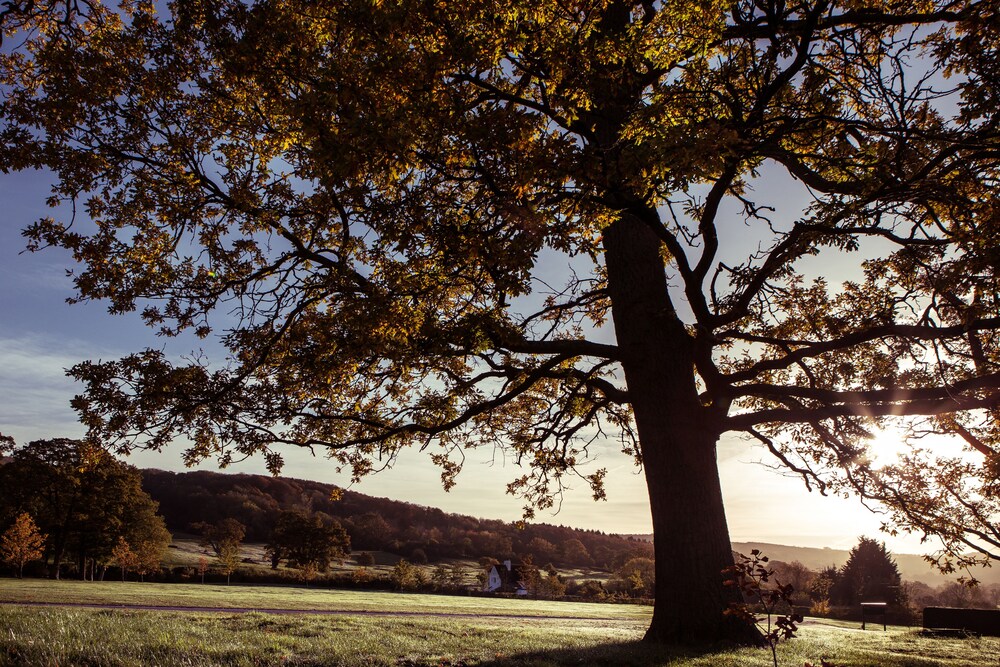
[453,639,734,667]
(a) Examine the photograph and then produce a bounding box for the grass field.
[0,579,647,619]
[1,580,997,666]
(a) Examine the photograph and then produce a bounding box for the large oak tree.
[3,0,1000,642]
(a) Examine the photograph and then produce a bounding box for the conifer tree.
[833,537,903,607]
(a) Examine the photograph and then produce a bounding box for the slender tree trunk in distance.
[604,214,757,644]
[50,540,64,580]
[78,547,90,581]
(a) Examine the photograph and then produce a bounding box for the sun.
[865,422,977,468]
[864,425,914,467]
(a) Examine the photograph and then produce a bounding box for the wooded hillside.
[141,469,651,570]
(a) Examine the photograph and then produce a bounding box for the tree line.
[0,439,170,580]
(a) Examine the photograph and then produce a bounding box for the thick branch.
[727,391,1000,430]
[726,318,1000,382]
[731,370,1000,404]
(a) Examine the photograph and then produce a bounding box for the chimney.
[503,559,512,571]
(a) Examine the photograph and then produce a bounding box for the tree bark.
[603,214,756,644]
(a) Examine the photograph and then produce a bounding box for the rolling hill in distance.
[141,467,999,587]
[624,535,1000,587]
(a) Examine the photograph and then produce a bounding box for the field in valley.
[2,579,998,666]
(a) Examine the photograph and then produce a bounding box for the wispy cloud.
[0,334,103,444]
[8,255,78,294]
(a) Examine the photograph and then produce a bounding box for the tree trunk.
[603,214,756,644]
[51,538,65,580]
[640,420,757,643]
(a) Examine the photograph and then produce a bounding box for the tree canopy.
[265,509,350,572]
[191,517,246,558]
[3,0,1000,642]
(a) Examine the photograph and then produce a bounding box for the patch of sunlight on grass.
[0,577,651,620]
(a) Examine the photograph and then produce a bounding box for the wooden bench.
[923,606,1000,637]
[861,602,887,630]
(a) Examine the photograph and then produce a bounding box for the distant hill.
[625,535,1000,587]
[621,534,998,587]
[733,542,1000,587]
[140,468,652,570]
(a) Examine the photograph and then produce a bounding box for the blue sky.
[0,164,936,556]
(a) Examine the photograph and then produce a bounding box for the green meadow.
[0,579,645,619]
[2,580,997,666]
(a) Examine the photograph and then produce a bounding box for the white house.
[483,559,529,595]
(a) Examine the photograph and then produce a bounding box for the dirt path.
[0,599,635,624]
